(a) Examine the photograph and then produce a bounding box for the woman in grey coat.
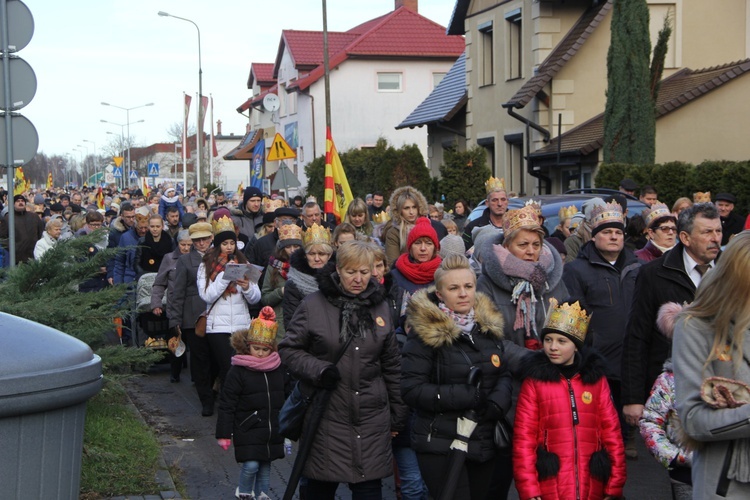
[674,231,750,499]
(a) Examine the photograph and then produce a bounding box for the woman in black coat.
[401,254,513,499]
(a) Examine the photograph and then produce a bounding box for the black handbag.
[493,417,513,450]
[278,333,354,440]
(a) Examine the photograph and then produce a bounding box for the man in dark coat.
[714,192,744,246]
[106,202,135,284]
[621,203,722,427]
[250,207,299,267]
[231,186,264,243]
[0,195,45,263]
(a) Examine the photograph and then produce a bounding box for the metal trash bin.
[0,313,103,499]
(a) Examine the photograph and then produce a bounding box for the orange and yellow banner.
[323,127,353,224]
[46,172,53,190]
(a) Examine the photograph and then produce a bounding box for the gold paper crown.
[248,306,278,347]
[643,202,673,228]
[590,201,624,229]
[558,205,578,221]
[524,199,543,216]
[693,191,711,203]
[302,223,331,247]
[502,206,542,234]
[278,223,302,241]
[485,176,506,194]
[372,211,391,224]
[543,298,591,344]
[212,214,235,235]
[263,198,284,213]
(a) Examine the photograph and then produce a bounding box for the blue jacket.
[114,227,140,285]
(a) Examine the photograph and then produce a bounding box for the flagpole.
[183,92,188,195]
[322,0,331,130]
[209,94,214,186]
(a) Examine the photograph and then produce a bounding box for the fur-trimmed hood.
[520,349,608,385]
[388,186,428,227]
[289,246,317,276]
[479,235,564,293]
[315,260,387,306]
[110,216,129,233]
[406,288,505,349]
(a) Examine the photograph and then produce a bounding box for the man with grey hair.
[461,183,509,250]
[621,203,722,432]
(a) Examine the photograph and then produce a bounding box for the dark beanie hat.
[243,186,264,207]
[407,217,440,250]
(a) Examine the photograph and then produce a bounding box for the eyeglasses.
[655,226,677,233]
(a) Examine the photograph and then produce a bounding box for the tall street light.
[72,149,84,187]
[158,10,203,189]
[101,118,146,190]
[83,139,97,185]
[76,144,89,184]
[101,102,154,188]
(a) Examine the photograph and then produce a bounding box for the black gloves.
[318,365,341,390]
[472,386,487,410]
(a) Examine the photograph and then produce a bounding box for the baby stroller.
[134,272,170,349]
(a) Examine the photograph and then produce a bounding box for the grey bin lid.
[0,313,103,418]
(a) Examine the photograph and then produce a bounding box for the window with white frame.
[505,9,522,80]
[478,21,494,87]
[432,72,447,89]
[378,73,402,92]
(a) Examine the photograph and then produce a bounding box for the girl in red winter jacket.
[513,300,626,500]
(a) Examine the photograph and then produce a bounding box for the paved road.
[126,364,673,499]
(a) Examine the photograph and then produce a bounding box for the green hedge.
[595,161,750,215]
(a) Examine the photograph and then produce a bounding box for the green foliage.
[203,182,219,196]
[685,160,732,195]
[650,13,673,101]
[303,137,433,205]
[438,147,490,207]
[603,0,655,164]
[0,231,161,374]
[650,161,690,206]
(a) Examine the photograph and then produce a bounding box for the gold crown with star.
[502,205,542,234]
[302,223,331,247]
[543,298,591,343]
[589,202,624,229]
[212,214,235,235]
[372,211,391,224]
[643,202,672,228]
[485,176,506,194]
[247,306,278,348]
[558,205,578,221]
[693,191,711,203]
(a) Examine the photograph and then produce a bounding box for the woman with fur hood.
[401,254,513,499]
[513,299,626,500]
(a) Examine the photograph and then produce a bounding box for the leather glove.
[485,401,504,421]
[217,438,231,451]
[472,386,487,410]
[318,365,341,390]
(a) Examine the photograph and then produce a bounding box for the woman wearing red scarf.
[197,212,261,394]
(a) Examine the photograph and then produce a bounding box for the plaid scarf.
[209,253,237,296]
[269,256,290,280]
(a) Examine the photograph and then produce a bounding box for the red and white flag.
[210,96,219,158]
[199,95,209,146]
[183,93,192,159]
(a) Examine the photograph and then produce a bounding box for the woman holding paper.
[198,212,262,386]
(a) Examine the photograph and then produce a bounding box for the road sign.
[266,133,296,161]
[0,57,37,111]
[105,173,115,183]
[113,156,124,167]
[0,114,38,167]
[129,170,138,180]
[113,167,122,178]
[147,162,159,177]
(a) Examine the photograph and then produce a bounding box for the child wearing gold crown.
[513,299,626,500]
[216,306,286,500]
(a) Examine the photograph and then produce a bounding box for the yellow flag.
[14,168,26,196]
[323,127,353,223]
[47,172,53,189]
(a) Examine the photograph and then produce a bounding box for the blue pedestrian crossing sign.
[113,167,123,178]
[148,163,159,177]
[129,170,139,180]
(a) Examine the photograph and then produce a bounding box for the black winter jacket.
[215,362,285,463]
[401,289,512,462]
[282,248,321,326]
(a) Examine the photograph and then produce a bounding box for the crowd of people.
[1,178,749,500]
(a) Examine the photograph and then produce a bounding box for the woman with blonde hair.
[673,231,750,498]
[344,197,374,237]
[33,218,63,259]
[381,186,428,267]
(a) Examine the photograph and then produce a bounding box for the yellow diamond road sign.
[266,133,296,161]
[113,156,124,167]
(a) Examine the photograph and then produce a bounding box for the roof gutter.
[501,103,552,194]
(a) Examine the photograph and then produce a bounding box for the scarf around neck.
[395,253,442,285]
[269,256,290,280]
[209,253,237,296]
[492,243,553,346]
[325,276,376,342]
[231,352,281,372]
[438,302,476,334]
[288,267,319,296]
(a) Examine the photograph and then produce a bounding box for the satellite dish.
[263,93,280,112]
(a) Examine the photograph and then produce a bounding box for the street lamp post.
[72,149,84,187]
[83,139,97,185]
[101,102,153,189]
[76,144,89,184]
[158,11,203,189]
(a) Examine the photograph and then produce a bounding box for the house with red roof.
[232,0,464,189]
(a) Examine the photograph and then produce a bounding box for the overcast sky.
[19,0,457,161]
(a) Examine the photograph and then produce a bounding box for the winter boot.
[235,487,255,499]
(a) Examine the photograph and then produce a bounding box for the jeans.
[393,446,428,500]
[305,478,382,500]
[239,460,271,496]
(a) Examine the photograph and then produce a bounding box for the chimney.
[395,0,418,12]
[216,119,222,136]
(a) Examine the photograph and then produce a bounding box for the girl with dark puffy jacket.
[513,299,626,500]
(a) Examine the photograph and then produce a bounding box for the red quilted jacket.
[513,350,626,500]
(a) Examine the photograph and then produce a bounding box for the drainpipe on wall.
[501,102,552,194]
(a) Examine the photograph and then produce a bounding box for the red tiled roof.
[288,7,464,91]
[274,30,359,77]
[506,0,612,108]
[532,59,750,156]
[236,84,279,113]
[247,63,275,89]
